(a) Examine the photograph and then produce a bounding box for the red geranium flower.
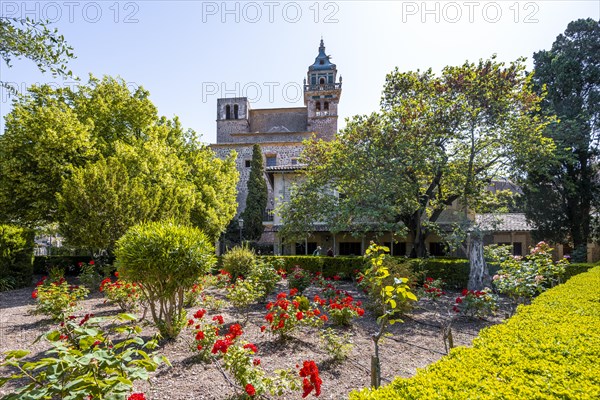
[229,323,243,338]
[260,325,266,332]
[127,393,146,400]
[212,315,224,324]
[296,311,304,321]
[89,260,95,265]
[245,383,256,397]
[461,289,469,296]
[456,297,463,304]
[243,343,258,353]
[31,290,38,299]
[253,358,261,366]
[193,309,206,319]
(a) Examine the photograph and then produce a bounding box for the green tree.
[0,17,75,91]
[280,56,553,259]
[0,76,238,251]
[522,18,600,257]
[241,144,268,241]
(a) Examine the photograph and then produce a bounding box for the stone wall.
[212,143,304,215]
[249,108,308,133]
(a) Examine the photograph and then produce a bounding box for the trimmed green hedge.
[0,225,35,288]
[562,262,598,281]
[350,266,600,400]
[258,256,367,278]
[408,258,470,289]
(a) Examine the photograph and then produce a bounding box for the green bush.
[258,256,366,278]
[562,262,598,280]
[0,225,34,288]
[350,266,600,399]
[33,256,96,275]
[222,244,256,282]
[409,258,470,289]
[116,221,215,339]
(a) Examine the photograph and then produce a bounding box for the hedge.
[0,225,35,288]
[258,256,367,278]
[349,266,600,400]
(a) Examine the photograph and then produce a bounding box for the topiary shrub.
[115,221,215,339]
[0,224,34,288]
[222,244,256,282]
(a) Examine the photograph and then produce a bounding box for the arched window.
[234,104,239,119]
[316,102,321,111]
[324,101,329,111]
[225,105,231,120]
[319,77,325,85]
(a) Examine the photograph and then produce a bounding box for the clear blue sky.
[1,1,598,144]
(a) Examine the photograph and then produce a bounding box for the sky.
[1,1,599,144]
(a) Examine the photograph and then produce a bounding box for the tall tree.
[0,17,75,91]
[522,18,600,257]
[240,144,268,241]
[280,56,553,259]
[0,76,238,251]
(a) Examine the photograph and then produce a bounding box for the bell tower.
[304,39,342,141]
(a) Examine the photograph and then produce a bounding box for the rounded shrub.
[222,244,256,282]
[115,221,215,339]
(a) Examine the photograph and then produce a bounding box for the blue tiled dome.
[309,39,336,71]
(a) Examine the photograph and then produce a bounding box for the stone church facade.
[211,39,342,247]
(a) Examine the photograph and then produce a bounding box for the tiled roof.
[476,213,533,232]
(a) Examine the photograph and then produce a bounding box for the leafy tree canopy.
[522,18,600,251]
[0,76,238,252]
[0,17,75,91]
[280,56,554,257]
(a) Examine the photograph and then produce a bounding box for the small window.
[324,101,329,111]
[234,104,239,119]
[266,155,277,167]
[316,102,321,111]
[245,160,251,168]
[319,77,325,85]
[319,59,324,65]
[225,105,231,120]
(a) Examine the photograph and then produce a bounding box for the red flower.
[296,311,304,321]
[31,290,38,299]
[320,315,328,322]
[127,394,146,400]
[197,344,203,351]
[265,313,274,323]
[299,360,322,398]
[89,260,95,265]
[93,340,101,347]
[78,262,84,267]
[426,277,434,282]
[333,275,340,281]
[277,292,287,299]
[211,338,232,354]
[260,325,266,332]
[461,289,469,296]
[245,384,256,397]
[456,297,463,304]
[243,343,258,353]
[253,358,261,366]
[212,315,224,324]
[229,324,243,338]
[357,308,365,316]
[289,288,299,296]
[187,319,194,326]
[114,272,119,278]
[195,331,205,341]
[194,309,206,319]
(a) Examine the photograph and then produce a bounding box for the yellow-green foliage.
[350,267,600,400]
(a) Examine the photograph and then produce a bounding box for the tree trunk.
[468,234,488,290]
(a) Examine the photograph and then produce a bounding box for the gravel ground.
[0,279,512,399]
